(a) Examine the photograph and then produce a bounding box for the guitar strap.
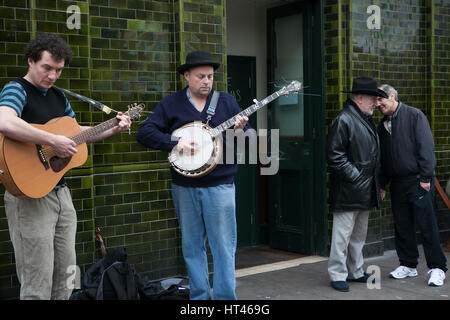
[54,86,118,114]
[205,91,220,125]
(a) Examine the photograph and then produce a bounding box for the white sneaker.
[428,268,446,287]
[390,266,418,279]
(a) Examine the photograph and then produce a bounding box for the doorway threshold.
[235,245,327,278]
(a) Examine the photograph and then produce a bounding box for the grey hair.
[379,84,398,101]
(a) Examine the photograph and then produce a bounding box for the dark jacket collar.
[346,98,373,121]
[345,98,377,136]
[391,101,402,119]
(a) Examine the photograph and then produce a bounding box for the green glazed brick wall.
[351,0,432,253]
[173,0,226,91]
[0,0,226,299]
[324,0,450,253]
[431,0,450,232]
[172,0,227,274]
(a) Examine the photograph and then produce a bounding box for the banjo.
[168,80,302,177]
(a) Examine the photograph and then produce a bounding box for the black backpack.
[95,261,140,300]
[71,247,144,300]
[70,246,190,300]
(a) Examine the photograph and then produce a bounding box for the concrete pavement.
[235,247,450,300]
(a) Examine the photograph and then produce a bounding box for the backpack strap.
[97,261,127,300]
[125,266,138,300]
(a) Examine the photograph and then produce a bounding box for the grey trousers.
[328,210,369,281]
[5,187,77,300]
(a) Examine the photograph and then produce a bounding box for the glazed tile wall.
[0,0,226,299]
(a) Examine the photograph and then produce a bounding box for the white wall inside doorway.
[227,0,293,130]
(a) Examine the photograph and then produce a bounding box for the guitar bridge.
[36,145,50,170]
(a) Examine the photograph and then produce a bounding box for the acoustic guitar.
[0,103,144,198]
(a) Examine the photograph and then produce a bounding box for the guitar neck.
[70,117,119,145]
[211,90,284,136]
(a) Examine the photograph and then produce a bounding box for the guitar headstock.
[126,103,145,120]
[279,80,302,95]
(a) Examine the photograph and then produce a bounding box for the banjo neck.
[209,81,301,137]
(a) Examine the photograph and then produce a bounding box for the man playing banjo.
[137,50,249,300]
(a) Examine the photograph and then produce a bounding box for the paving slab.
[235,248,450,300]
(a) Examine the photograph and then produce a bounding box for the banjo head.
[169,122,222,177]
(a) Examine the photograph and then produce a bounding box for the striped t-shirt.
[0,81,75,118]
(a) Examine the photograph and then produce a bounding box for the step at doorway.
[235,245,306,270]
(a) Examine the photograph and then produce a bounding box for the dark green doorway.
[267,0,326,255]
[227,55,259,248]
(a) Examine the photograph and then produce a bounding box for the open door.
[227,55,259,248]
[267,1,326,254]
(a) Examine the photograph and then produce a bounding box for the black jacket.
[327,99,381,212]
[377,102,436,188]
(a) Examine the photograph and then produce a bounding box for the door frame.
[227,55,260,248]
[266,0,327,255]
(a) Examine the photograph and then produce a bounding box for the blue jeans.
[171,183,237,300]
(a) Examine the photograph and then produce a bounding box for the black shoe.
[347,272,371,283]
[331,281,349,292]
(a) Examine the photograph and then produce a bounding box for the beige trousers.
[5,187,77,300]
[328,210,369,281]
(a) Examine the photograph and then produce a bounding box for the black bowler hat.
[177,50,220,74]
[342,77,388,98]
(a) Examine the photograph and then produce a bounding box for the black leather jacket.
[327,99,381,212]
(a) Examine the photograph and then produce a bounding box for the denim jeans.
[171,183,237,300]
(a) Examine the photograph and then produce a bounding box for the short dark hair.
[24,33,73,65]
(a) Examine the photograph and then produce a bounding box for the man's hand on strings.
[177,137,198,156]
[113,112,132,133]
[233,115,248,131]
[51,135,78,158]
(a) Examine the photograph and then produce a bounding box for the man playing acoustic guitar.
[0,33,131,299]
[137,51,249,300]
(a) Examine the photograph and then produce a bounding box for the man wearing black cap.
[137,51,249,300]
[326,77,388,292]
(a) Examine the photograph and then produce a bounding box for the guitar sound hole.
[49,156,72,172]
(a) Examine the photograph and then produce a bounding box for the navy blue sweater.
[137,87,250,187]
[377,102,436,188]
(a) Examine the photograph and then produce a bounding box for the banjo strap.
[205,91,220,125]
